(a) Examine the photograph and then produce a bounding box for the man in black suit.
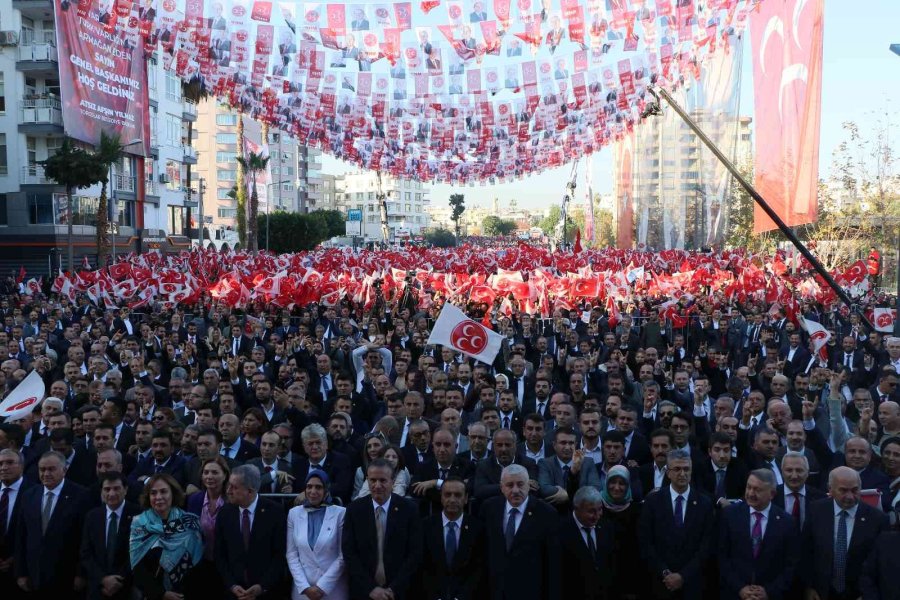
[718,469,800,600]
[496,390,523,437]
[559,486,616,600]
[801,466,889,600]
[639,428,674,496]
[410,429,471,516]
[473,429,537,508]
[616,405,652,466]
[774,451,825,530]
[694,432,748,505]
[215,465,286,599]
[780,331,812,379]
[15,451,87,596]
[100,398,135,455]
[218,414,261,464]
[127,428,187,489]
[638,448,715,599]
[227,325,254,357]
[505,355,535,408]
[79,471,140,600]
[342,458,422,600]
[483,463,559,600]
[0,449,33,599]
[418,477,484,599]
[294,423,353,505]
[400,420,434,470]
[46,427,95,486]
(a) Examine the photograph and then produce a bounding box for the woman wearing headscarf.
[600,465,644,600]
[130,474,204,600]
[286,469,348,600]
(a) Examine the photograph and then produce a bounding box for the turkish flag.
[750,0,824,232]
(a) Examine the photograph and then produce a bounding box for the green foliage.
[93,131,126,264]
[538,205,577,242]
[256,210,347,252]
[235,114,247,248]
[448,194,465,242]
[482,215,517,236]
[236,150,270,252]
[425,228,457,248]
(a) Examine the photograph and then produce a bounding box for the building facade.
[339,170,430,242]
[0,0,196,272]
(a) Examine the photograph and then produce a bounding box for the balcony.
[149,135,159,158]
[21,164,58,186]
[19,96,63,134]
[16,41,58,76]
[182,100,197,122]
[11,0,52,19]
[182,145,197,164]
[113,174,136,193]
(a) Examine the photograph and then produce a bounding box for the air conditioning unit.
[158,174,171,183]
[0,31,19,46]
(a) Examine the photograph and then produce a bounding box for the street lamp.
[265,179,294,252]
[110,138,143,262]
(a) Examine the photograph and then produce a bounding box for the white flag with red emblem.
[801,317,831,361]
[427,303,503,365]
[873,308,896,333]
[0,369,45,420]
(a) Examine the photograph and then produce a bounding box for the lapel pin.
[393,506,399,512]
[528,511,533,516]
[860,517,866,522]
[692,500,697,505]
[775,515,781,520]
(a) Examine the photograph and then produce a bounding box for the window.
[216,133,237,144]
[285,167,293,176]
[164,73,181,102]
[116,201,134,228]
[27,194,55,224]
[165,160,181,191]
[26,137,36,167]
[0,73,5,114]
[0,194,7,225]
[218,169,237,181]
[405,203,411,212]
[72,195,98,226]
[0,134,6,175]
[218,208,237,218]
[216,113,238,126]
[216,151,236,163]
[217,187,233,199]
[405,192,411,201]
[282,183,293,192]
[169,205,185,236]
[367,215,375,223]
[165,115,180,145]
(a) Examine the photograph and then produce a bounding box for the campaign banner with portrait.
[54,0,150,155]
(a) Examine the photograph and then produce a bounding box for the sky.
[322,1,900,213]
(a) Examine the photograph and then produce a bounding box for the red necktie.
[791,492,801,521]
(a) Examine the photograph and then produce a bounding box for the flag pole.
[646,87,874,330]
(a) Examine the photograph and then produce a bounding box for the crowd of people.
[0,245,899,600]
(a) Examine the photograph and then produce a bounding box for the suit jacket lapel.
[313,507,337,554]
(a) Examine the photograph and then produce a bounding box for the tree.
[449,194,465,243]
[93,132,126,264]
[42,138,105,271]
[482,215,517,236]
[425,228,457,248]
[235,112,247,248]
[236,150,269,252]
[256,210,349,252]
[538,205,577,242]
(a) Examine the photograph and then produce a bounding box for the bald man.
[801,466,889,600]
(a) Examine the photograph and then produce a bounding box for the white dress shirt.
[505,499,528,535]
[0,477,23,529]
[749,503,772,538]
[106,503,125,538]
[42,480,66,521]
[669,485,690,515]
[833,500,857,545]
[442,513,463,547]
[240,494,260,530]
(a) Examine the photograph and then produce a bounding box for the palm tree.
[93,132,126,264]
[42,138,105,271]
[236,150,270,252]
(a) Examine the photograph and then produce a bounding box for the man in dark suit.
[718,469,800,600]
[15,451,87,595]
[215,465,286,599]
[639,428,674,496]
[780,331,812,379]
[342,458,422,600]
[0,449,34,599]
[483,463,559,600]
[418,477,484,599]
[245,431,294,495]
[79,471,140,600]
[218,414,261,464]
[774,451,825,530]
[801,466,889,600]
[294,423,353,504]
[537,427,601,513]
[496,390,523,437]
[100,398,135,456]
[227,325,254,357]
[47,427,94,486]
[638,448,715,599]
[410,429,471,516]
[616,405,652,466]
[473,429,537,508]
[694,432,748,505]
[559,486,616,600]
[127,429,187,489]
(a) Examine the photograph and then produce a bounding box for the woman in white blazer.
[286,469,348,600]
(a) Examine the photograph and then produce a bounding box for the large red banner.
[54,0,150,155]
[615,131,634,249]
[750,0,824,233]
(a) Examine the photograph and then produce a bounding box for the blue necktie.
[445,521,457,567]
[674,495,684,527]
[505,508,518,551]
[833,510,848,593]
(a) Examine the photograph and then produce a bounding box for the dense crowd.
[0,246,899,600]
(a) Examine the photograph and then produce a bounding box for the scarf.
[600,465,633,513]
[130,507,204,590]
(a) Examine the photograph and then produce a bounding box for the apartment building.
[339,170,431,242]
[0,0,195,272]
